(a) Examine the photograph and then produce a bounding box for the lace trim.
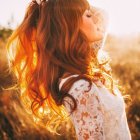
[60,77,105,140]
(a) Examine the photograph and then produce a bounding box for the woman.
[6,0,131,139]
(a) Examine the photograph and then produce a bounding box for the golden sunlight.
[0,0,140,36]
[89,0,140,36]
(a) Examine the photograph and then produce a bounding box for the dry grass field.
[0,28,140,140]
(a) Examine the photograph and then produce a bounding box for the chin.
[93,36,104,42]
[96,33,104,41]
[89,32,104,43]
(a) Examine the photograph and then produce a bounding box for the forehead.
[89,6,98,13]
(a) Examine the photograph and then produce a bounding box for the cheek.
[80,18,104,42]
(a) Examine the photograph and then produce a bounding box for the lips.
[97,27,104,33]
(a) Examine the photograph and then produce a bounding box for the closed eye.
[86,10,92,18]
[86,14,92,18]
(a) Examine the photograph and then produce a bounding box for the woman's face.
[80,7,106,44]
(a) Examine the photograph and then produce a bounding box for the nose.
[91,6,109,29]
[93,12,108,33]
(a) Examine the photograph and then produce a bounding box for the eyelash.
[86,10,92,17]
[87,14,92,18]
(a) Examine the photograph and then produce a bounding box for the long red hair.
[6,0,117,133]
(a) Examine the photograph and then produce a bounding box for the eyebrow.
[89,6,97,15]
[87,8,93,15]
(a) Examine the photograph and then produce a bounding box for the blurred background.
[0,0,140,139]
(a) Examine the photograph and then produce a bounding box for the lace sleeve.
[65,79,105,140]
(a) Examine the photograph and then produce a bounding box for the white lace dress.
[59,74,132,140]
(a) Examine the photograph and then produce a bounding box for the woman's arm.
[64,79,105,140]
